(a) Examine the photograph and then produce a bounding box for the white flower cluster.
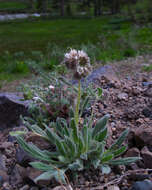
[64,49,92,79]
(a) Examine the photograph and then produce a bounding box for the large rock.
[141,146,152,169]
[125,147,140,158]
[0,93,30,130]
[134,126,152,148]
[72,65,120,87]
[130,180,152,190]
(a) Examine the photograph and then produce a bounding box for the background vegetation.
[0,0,152,83]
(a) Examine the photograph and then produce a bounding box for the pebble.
[117,93,128,101]
[30,187,39,190]
[130,179,152,190]
[20,185,30,190]
[107,185,120,190]
[142,82,152,87]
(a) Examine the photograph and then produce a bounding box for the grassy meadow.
[0,16,152,83]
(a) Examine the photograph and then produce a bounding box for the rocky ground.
[0,55,152,190]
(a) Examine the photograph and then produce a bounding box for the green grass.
[0,1,27,11]
[0,17,152,82]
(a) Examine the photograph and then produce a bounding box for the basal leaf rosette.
[64,49,92,79]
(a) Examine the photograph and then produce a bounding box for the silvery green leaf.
[56,140,66,156]
[97,88,102,98]
[101,154,113,163]
[92,159,100,169]
[71,118,79,143]
[113,145,127,157]
[16,136,52,161]
[68,159,84,171]
[30,161,54,171]
[110,128,129,150]
[97,143,105,157]
[92,115,109,138]
[64,136,76,157]
[82,125,89,151]
[34,169,66,184]
[58,156,69,163]
[44,124,62,145]
[80,153,88,160]
[95,127,108,142]
[10,131,27,137]
[100,165,111,174]
[109,157,141,165]
[80,96,89,117]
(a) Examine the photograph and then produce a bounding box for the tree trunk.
[94,0,98,16]
[97,0,102,15]
[60,0,65,16]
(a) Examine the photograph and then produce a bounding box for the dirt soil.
[0,55,152,190]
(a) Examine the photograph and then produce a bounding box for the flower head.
[64,49,92,79]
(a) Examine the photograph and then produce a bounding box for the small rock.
[52,185,73,190]
[0,93,30,130]
[3,182,11,189]
[144,87,152,97]
[9,164,26,186]
[130,179,152,190]
[0,142,13,149]
[118,93,128,101]
[141,146,152,168]
[27,167,50,186]
[20,185,30,190]
[125,147,140,157]
[134,126,152,148]
[0,170,9,184]
[0,154,7,170]
[30,187,39,190]
[26,133,50,150]
[142,82,152,87]
[136,118,144,125]
[107,185,120,190]
[16,146,35,167]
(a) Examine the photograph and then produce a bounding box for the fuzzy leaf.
[113,146,127,157]
[68,159,84,171]
[80,96,89,117]
[95,127,108,142]
[97,88,102,97]
[64,136,76,157]
[109,157,141,165]
[101,165,111,174]
[101,154,113,163]
[44,124,62,145]
[110,128,129,150]
[92,159,100,169]
[10,131,27,137]
[34,170,66,184]
[30,161,54,171]
[92,115,109,138]
[16,136,52,161]
[71,118,79,143]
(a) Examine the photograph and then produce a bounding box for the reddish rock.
[125,147,140,157]
[134,126,152,148]
[27,167,50,186]
[141,146,152,168]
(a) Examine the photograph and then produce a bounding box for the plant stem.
[74,80,81,127]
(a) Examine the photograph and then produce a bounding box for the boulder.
[0,93,30,130]
[72,65,120,88]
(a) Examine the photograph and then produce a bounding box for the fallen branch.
[92,169,152,190]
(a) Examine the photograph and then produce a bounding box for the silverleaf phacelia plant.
[11,49,140,185]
